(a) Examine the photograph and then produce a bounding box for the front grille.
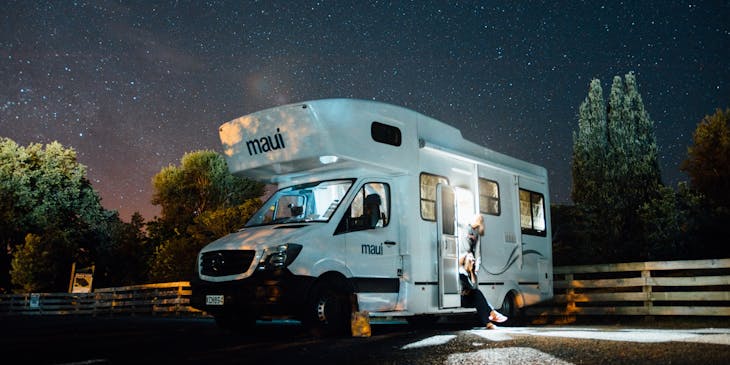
[200,250,256,277]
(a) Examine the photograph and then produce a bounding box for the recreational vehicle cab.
[190,98,553,335]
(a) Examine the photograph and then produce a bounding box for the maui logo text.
[246,128,286,156]
[361,242,383,255]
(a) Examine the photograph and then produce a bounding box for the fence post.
[151,287,157,316]
[176,283,183,316]
[564,273,574,313]
[642,269,653,316]
[563,272,577,323]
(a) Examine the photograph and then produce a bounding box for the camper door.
[338,180,400,311]
[436,184,460,308]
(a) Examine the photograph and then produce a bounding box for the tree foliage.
[563,76,730,264]
[568,72,662,262]
[0,138,111,292]
[1,140,264,291]
[571,78,608,206]
[147,150,264,281]
[93,212,152,287]
[10,233,74,293]
[636,183,700,260]
[681,107,730,207]
[150,150,263,239]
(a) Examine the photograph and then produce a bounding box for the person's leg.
[461,291,486,325]
[471,289,492,325]
[473,289,508,324]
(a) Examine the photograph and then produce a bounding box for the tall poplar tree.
[572,78,608,206]
[570,72,662,262]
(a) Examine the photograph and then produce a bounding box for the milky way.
[1,1,728,221]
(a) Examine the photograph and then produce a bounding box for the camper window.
[371,121,402,146]
[246,179,354,227]
[478,178,501,216]
[519,188,546,236]
[335,182,390,234]
[419,172,449,221]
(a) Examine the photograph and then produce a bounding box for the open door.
[436,183,460,308]
[454,186,475,263]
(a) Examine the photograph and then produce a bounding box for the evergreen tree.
[569,72,662,262]
[621,72,662,202]
[571,78,608,206]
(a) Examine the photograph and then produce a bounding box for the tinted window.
[371,121,402,146]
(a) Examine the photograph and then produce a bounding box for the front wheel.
[302,280,352,337]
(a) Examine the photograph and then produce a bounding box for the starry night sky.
[1,1,728,221]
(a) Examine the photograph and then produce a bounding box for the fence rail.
[0,281,203,316]
[2,259,729,317]
[526,258,730,317]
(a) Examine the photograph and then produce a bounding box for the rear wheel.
[303,279,352,337]
[499,292,522,326]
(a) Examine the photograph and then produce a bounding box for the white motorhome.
[190,98,553,335]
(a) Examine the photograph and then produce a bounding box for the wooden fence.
[0,281,203,316]
[526,258,730,317]
[2,259,729,317]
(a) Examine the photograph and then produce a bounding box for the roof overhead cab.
[218,98,419,182]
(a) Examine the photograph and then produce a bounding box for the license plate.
[206,295,224,305]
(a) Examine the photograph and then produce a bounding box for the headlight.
[257,244,302,271]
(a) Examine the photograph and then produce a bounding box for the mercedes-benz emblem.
[210,252,225,273]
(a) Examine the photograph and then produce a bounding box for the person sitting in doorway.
[459,252,508,329]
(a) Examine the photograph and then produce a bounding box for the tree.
[150,150,263,240]
[568,78,617,262]
[147,150,264,281]
[1,137,178,291]
[568,72,662,263]
[10,233,73,293]
[681,107,730,207]
[606,73,662,260]
[678,107,730,259]
[637,183,706,261]
[93,211,152,287]
[571,78,608,207]
[0,138,108,292]
[187,199,263,245]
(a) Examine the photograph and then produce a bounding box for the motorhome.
[190,98,553,335]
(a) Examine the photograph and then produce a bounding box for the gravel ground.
[2,314,728,365]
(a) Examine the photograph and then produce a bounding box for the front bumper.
[190,268,315,320]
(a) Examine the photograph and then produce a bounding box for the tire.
[499,292,522,326]
[303,279,352,337]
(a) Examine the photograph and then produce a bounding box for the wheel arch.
[301,270,356,337]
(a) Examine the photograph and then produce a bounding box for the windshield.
[246,179,355,226]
